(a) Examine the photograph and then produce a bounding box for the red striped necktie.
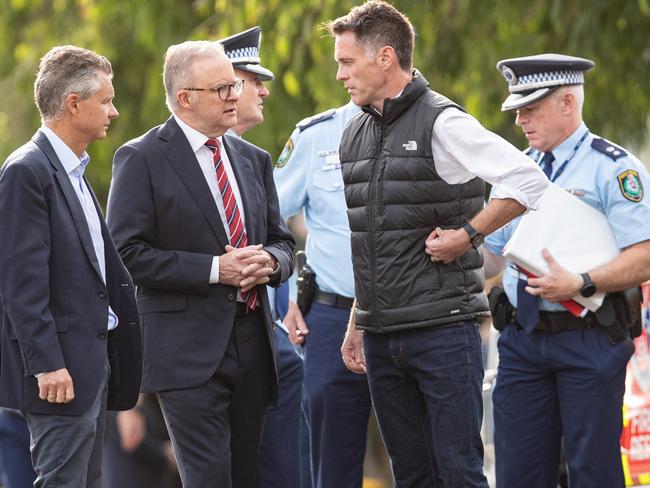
[205,138,258,310]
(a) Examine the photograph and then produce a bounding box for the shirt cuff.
[491,181,548,211]
[209,256,220,284]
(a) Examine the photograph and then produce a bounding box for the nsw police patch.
[275,138,294,168]
[617,169,644,202]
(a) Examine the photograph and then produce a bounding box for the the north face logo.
[402,141,417,151]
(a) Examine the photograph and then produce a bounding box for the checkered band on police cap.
[509,70,585,93]
[496,54,594,111]
[218,26,274,80]
[226,46,260,64]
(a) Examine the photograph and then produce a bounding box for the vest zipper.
[368,116,384,324]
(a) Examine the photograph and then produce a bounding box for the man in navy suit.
[106,41,294,488]
[0,45,141,488]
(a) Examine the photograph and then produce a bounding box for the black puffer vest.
[340,70,490,333]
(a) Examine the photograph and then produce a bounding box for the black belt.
[314,289,354,310]
[513,309,597,333]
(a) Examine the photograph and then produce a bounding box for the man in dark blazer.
[0,45,141,488]
[106,41,294,488]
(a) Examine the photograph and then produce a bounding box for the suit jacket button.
[227,293,236,301]
[97,290,107,299]
[98,332,107,340]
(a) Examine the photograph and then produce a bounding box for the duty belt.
[513,309,597,333]
[314,289,354,310]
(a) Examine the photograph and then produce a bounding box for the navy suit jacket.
[106,117,294,401]
[0,130,142,415]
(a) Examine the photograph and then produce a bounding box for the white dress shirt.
[173,115,247,284]
[431,108,548,209]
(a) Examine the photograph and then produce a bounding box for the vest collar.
[362,69,430,124]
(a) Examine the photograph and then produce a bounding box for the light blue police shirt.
[484,122,650,311]
[274,102,361,298]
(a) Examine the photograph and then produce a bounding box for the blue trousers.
[256,327,305,488]
[364,321,488,488]
[494,324,634,488]
[303,302,372,488]
[0,409,36,488]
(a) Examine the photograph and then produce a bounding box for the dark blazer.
[106,117,294,400]
[0,130,142,416]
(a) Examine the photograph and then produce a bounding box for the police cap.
[497,53,594,111]
[219,26,274,81]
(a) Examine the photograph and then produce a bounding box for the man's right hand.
[341,319,366,375]
[38,368,74,403]
[116,409,146,452]
[284,299,309,345]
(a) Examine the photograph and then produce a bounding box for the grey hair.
[555,84,585,113]
[34,45,113,121]
[163,41,226,112]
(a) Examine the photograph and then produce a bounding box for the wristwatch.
[580,272,597,298]
[461,221,484,248]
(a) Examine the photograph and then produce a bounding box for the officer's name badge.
[617,169,644,202]
[319,150,340,170]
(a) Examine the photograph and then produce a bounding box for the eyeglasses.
[183,78,245,101]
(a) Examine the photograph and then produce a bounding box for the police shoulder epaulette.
[296,108,336,132]
[591,137,627,161]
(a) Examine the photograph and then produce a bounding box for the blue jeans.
[364,321,488,488]
[494,324,633,488]
[256,327,304,488]
[303,302,371,488]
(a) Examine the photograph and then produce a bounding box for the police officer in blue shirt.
[484,54,650,488]
[274,101,372,488]
[219,27,305,488]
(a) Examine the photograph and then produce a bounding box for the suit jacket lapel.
[32,131,104,282]
[222,136,258,242]
[158,118,229,249]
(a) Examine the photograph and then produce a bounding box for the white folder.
[502,183,619,312]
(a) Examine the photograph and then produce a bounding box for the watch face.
[472,235,485,248]
[581,283,597,298]
[580,273,597,298]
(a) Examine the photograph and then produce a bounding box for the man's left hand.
[425,227,471,264]
[525,248,583,302]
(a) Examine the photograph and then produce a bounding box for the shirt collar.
[226,128,241,139]
[549,122,589,163]
[40,125,90,176]
[173,114,223,152]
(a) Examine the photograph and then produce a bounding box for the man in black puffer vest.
[328,2,550,487]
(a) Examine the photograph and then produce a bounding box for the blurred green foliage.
[1,0,649,204]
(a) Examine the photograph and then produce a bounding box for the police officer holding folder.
[484,53,650,488]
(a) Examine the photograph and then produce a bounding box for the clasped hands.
[219,244,277,292]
